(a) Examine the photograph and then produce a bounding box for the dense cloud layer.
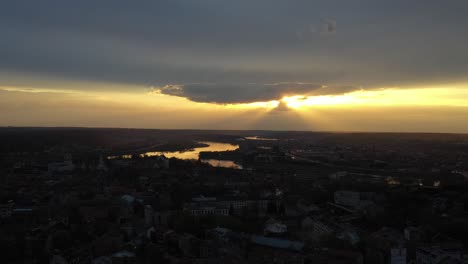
[1,0,468,103]
[154,83,358,104]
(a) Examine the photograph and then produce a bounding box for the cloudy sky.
[1,0,468,132]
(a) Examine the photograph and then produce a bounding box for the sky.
[1,0,468,132]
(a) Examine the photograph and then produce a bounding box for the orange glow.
[280,85,468,110]
[224,100,279,109]
[2,83,468,133]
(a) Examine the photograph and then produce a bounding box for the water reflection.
[109,141,241,169]
[143,141,238,160]
[244,136,278,141]
[202,159,243,169]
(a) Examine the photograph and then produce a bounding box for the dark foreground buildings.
[1,129,468,263]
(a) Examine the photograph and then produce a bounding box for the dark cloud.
[1,0,468,99]
[153,83,358,104]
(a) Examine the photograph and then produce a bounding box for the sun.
[281,96,307,109]
[273,93,366,110]
[281,93,364,109]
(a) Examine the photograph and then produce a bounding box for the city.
[1,1,468,263]
[1,128,468,263]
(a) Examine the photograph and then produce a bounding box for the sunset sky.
[1,1,468,132]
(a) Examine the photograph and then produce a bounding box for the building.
[264,218,287,235]
[334,191,376,210]
[144,205,154,226]
[48,154,75,174]
[186,196,270,216]
[111,250,136,264]
[300,216,334,241]
[96,155,108,171]
[305,249,364,264]
[329,171,348,181]
[416,245,464,264]
[0,200,14,218]
[248,236,304,264]
[184,202,229,216]
[391,248,407,264]
[404,226,423,242]
[366,227,407,264]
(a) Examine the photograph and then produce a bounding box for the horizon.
[3,3,468,260]
[2,126,468,136]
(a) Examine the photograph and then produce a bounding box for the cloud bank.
[1,0,468,102]
[153,83,358,104]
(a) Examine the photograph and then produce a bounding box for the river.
[109,141,242,169]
